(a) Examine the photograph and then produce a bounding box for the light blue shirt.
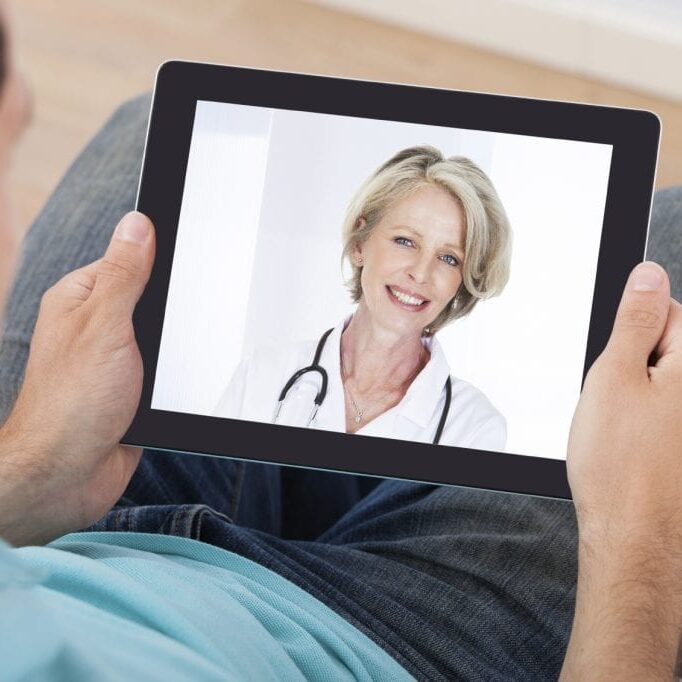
[0,532,413,681]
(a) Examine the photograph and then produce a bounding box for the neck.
[340,304,428,394]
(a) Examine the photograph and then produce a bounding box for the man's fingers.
[604,261,670,379]
[50,260,100,308]
[652,299,682,368]
[38,213,155,327]
[90,212,155,317]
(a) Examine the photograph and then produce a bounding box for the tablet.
[124,60,659,499]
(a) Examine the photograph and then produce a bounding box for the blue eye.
[395,236,414,247]
[440,254,459,267]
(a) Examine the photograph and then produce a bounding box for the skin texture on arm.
[561,262,682,680]
[0,212,154,546]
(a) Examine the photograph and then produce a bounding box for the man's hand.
[0,212,155,546]
[562,262,682,680]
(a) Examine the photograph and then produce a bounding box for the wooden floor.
[10,0,682,231]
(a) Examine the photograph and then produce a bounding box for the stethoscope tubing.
[273,327,452,445]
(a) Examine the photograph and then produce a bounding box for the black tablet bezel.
[124,60,660,500]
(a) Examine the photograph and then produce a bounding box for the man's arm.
[561,536,682,679]
[562,262,682,679]
[0,212,154,546]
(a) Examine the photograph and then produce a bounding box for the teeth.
[390,287,425,306]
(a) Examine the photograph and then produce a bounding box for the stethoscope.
[273,328,453,445]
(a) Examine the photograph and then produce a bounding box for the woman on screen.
[214,145,512,450]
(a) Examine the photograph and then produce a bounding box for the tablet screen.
[149,99,612,462]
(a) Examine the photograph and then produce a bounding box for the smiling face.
[353,183,466,339]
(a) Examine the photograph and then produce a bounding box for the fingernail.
[631,262,664,291]
[114,213,149,244]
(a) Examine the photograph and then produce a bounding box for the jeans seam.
[175,504,235,540]
[193,507,206,539]
[169,505,191,537]
[114,507,130,532]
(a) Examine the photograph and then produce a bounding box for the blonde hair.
[341,145,512,335]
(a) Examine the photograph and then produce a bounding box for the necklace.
[344,382,366,424]
[340,344,428,425]
[340,355,370,423]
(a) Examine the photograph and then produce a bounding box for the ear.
[351,217,367,266]
[352,240,364,267]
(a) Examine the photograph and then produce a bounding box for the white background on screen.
[151,101,612,461]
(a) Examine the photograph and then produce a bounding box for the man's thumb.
[91,212,155,316]
[604,261,669,377]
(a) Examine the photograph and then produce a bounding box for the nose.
[407,251,433,285]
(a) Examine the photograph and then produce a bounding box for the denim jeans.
[2,95,681,681]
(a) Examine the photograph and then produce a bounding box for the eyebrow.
[391,225,465,257]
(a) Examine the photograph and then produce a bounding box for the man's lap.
[90,450,576,679]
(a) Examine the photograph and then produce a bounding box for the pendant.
[354,414,362,424]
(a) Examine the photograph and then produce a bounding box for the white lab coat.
[214,318,506,451]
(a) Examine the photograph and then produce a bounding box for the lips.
[386,285,430,310]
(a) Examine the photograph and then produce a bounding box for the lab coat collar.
[322,316,451,430]
[397,334,451,428]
